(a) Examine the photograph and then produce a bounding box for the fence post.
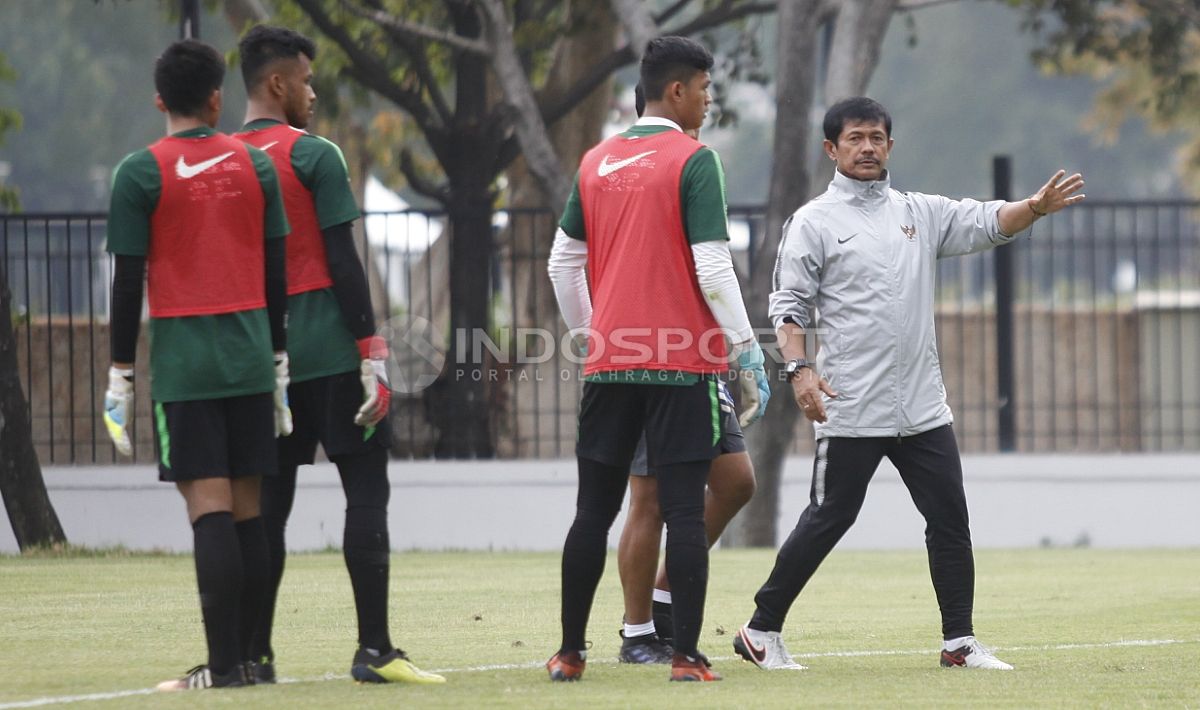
[993,155,1016,451]
[179,0,200,39]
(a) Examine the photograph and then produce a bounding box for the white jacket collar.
[830,168,891,205]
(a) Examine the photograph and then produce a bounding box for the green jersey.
[238,119,362,383]
[106,126,289,402]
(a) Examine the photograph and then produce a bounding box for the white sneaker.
[940,637,1014,670]
[733,624,807,670]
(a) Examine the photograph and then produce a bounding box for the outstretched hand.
[1029,170,1085,216]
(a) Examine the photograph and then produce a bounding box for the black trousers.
[750,424,975,639]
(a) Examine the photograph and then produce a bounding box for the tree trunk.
[810,0,897,186]
[507,0,617,325]
[824,0,896,105]
[477,0,570,210]
[725,0,825,548]
[0,265,66,551]
[431,4,496,458]
[501,4,617,456]
[433,189,496,458]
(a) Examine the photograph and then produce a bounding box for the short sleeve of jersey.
[681,147,729,245]
[557,172,585,241]
[248,146,290,240]
[292,134,361,229]
[106,149,160,257]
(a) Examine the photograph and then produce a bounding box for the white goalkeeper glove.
[735,341,771,428]
[354,335,391,428]
[273,352,293,437]
[103,366,134,456]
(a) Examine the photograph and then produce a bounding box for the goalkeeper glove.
[273,352,293,437]
[103,366,134,456]
[354,335,391,428]
[735,341,771,428]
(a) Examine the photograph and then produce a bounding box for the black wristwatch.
[784,358,811,381]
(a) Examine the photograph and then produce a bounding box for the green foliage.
[1,549,1198,706]
[1009,0,1200,194]
[0,51,21,212]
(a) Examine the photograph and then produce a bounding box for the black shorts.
[278,369,391,468]
[576,377,722,469]
[630,379,744,475]
[153,392,277,482]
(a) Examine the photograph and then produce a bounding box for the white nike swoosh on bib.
[597,150,657,177]
[257,141,279,151]
[175,151,236,179]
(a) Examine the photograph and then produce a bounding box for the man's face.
[678,71,711,133]
[280,53,316,129]
[825,119,892,181]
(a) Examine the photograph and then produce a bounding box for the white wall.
[3,455,1198,553]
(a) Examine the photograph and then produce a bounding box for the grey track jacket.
[769,170,1017,439]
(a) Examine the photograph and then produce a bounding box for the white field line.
[0,638,1191,709]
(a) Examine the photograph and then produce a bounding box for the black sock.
[339,449,393,654]
[560,457,628,652]
[652,600,674,642]
[656,460,710,658]
[192,511,243,676]
[251,462,298,662]
[235,516,270,663]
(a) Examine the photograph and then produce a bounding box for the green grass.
[1,548,1198,708]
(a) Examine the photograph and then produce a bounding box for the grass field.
[1,547,1198,708]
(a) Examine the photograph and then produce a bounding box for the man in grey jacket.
[733,96,1084,672]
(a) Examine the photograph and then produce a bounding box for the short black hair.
[154,40,225,117]
[823,97,892,143]
[239,24,316,90]
[634,83,645,118]
[639,36,712,103]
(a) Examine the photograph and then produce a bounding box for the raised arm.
[997,169,1085,236]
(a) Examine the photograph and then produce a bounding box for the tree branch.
[653,0,695,26]
[400,147,450,204]
[537,0,775,130]
[896,0,959,10]
[360,0,454,125]
[339,0,492,55]
[664,1,776,37]
[610,0,659,57]
[293,0,443,135]
[541,43,638,127]
[477,0,570,207]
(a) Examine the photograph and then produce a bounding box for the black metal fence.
[4,201,1200,463]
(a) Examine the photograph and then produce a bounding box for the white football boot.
[940,637,1014,670]
[733,623,807,670]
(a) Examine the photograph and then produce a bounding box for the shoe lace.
[967,638,997,657]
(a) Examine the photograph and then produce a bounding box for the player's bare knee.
[627,476,662,525]
[710,454,756,507]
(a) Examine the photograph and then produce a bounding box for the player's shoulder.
[295,129,341,152]
[295,131,349,170]
[689,143,721,164]
[112,147,159,188]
